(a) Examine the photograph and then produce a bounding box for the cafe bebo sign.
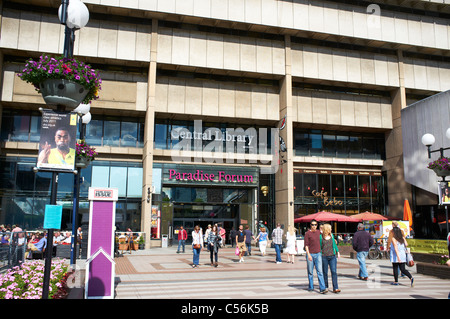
[312,190,343,207]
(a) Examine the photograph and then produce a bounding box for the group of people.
[180,224,226,268]
[183,220,432,294]
[352,221,415,286]
[0,224,83,261]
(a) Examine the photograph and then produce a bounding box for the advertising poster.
[438,182,450,205]
[151,205,161,239]
[37,109,78,172]
[381,220,410,239]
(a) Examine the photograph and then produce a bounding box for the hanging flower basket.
[39,78,88,108]
[75,156,92,168]
[17,54,102,107]
[76,140,97,168]
[427,157,450,177]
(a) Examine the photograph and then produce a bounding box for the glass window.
[16,161,35,192]
[127,167,143,197]
[10,112,30,142]
[103,119,120,146]
[345,175,358,214]
[121,121,138,147]
[323,132,336,157]
[0,111,13,141]
[303,174,317,204]
[85,119,103,146]
[359,175,371,212]
[336,135,349,158]
[154,120,168,149]
[310,130,322,156]
[137,121,145,148]
[362,136,377,159]
[29,115,41,143]
[294,130,309,156]
[91,166,109,187]
[110,166,127,197]
[349,135,362,158]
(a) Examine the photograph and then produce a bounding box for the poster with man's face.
[438,182,450,205]
[36,109,78,172]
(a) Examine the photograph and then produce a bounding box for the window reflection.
[294,173,385,216]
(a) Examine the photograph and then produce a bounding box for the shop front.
[294,168,386,234]
[151,163,260,246]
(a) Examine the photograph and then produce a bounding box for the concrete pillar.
[141,20,158,248]
[275,35,294,229]
[384,50,411,218]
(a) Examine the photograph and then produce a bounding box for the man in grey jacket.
[352,223,374,280]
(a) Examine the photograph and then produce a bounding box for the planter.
[431,167,450,177]
[416,262,450,279]
[39,78,88,108]
[75,156,92,168]
[139,243,145,250]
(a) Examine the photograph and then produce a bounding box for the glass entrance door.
[172,203,239,245]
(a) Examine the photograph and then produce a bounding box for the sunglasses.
[311,224,318,226]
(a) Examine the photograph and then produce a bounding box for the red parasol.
[294,211,359,223]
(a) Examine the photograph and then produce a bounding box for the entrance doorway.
[172,203,239,245]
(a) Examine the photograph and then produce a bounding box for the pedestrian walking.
[305,220,327,293]
[176,226,187,253]
[219,225,226,248]
[272,223,284,264]
[320,223,340,293]
[207,225,221,267]
[255,227,268,256]
[390,227,414,286]
[352,223,374,281]
[229,227,236,248]
[236,225,247,262]
[285,225,297,264]
[191,225,203,268]
[244,225,255,256]
[204,224,212,248]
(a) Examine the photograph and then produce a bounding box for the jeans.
[274,243,282,262]
[245,242,252,255]
[177,240,185,252]
[306,252,326,291]
[192,245,201,265]
[322,255,338,290]
[209,248,218,263]
[356,251,369,278]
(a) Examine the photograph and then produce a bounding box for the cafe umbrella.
[349,211,388,222]
[294,211,359,223]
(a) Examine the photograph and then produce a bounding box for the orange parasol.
[403,199,413,231]
[350,211,388,221]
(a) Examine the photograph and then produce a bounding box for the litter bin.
[162,234,168,248]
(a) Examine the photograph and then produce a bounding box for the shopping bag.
[235,247,239,256]
[406,248,414,267]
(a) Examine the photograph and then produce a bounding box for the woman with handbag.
[192,225,203,268]
[390,227,414,287]
[207,225,221,267]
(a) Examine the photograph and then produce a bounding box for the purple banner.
[87,201,114,298]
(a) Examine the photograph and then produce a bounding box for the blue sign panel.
[43,205,63,229]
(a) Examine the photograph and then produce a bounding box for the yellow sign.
[407,239,448,254]
[70,114,78,126]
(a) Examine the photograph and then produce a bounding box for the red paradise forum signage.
[168,169,255,183]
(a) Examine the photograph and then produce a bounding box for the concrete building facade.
[1,0,449,246]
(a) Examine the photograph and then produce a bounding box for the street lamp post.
[421,127,450,236]
[41,0,90,299]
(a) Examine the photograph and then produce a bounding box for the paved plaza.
[111,245,450,300]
